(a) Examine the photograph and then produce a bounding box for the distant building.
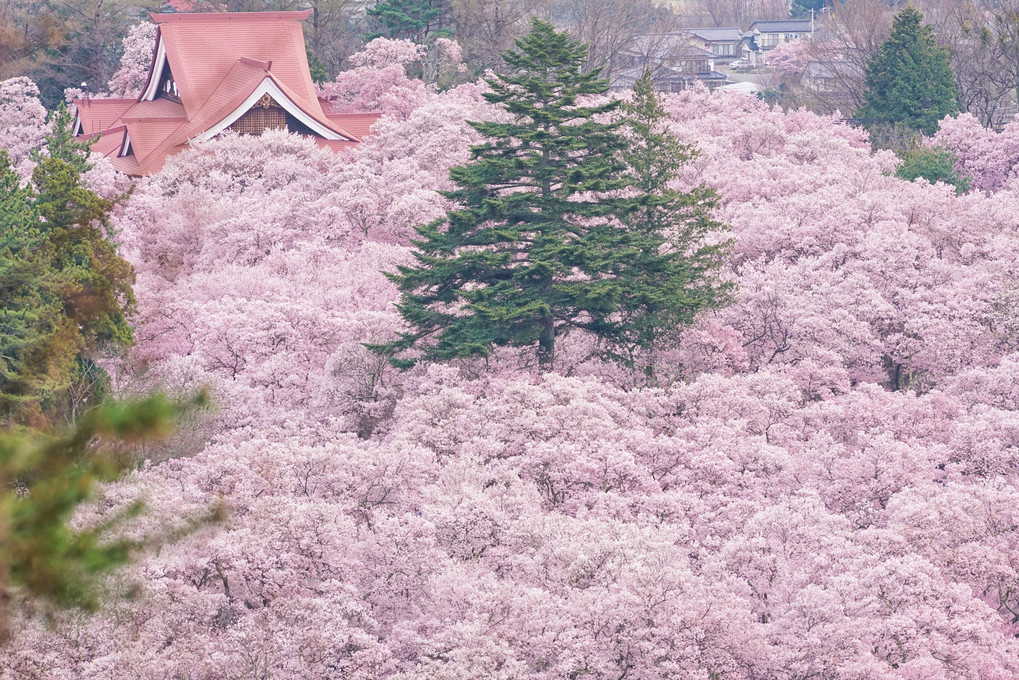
[681,27,744,62]
[613,35,729,92]
[747,19,814,49]
[740,19,814,67]
[716,80,762,96]
[74,11,380,176]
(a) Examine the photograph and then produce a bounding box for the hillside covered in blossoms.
[3,28,1019,680]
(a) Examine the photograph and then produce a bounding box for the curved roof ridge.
[150,10,312,23]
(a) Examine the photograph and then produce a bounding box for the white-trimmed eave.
[140,37,168,102]
[190,78,353,143]
[119,129,132,157]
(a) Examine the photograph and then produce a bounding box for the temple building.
[74,11,380,176]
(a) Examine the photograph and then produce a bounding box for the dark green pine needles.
[857,7,959,136]
[377,21,733,372]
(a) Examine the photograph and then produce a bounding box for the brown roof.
[149,11,320,120]
[75,11,375,176]
[75,99,136,136]
[325,112,383,140]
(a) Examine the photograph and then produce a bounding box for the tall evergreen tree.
[30,103,94,174]
[0,151,66,422]
[614,70,734,377]
[0,114,135,427]
[377,23,732,372]
[367,0,445,42]
[378,19,629,370]
[857,7,959,136]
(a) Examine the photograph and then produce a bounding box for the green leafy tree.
[0,113,135,427]
[367,0,446,42]
[378,22,731,373]
[0,393,215,646]
[857,7,959,136]
[614,70,734,377]
[895,144,971,194]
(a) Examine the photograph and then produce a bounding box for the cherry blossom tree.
[107,22,158,98]
[0,77,49,178]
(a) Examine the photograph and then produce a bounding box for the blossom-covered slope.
[4,44,1019,680]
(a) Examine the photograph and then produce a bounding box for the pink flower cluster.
[0,77,49,178]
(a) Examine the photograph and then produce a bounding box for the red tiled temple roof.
[75,10,382,176]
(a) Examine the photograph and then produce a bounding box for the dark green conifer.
[0,111,135,426]
[379,19,630,370]
[379,23,732,373]
[857,7,959,136]
[30,103,94,174]
[613,70,734,377]
[367,0,445,42]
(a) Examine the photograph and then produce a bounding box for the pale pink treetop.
[765,39,814,76]
[0,77,49,177]
[107,22,159,98]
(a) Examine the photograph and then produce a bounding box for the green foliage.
[31,103,94,174]
[0,112,135,427]
[306,46,331,85]
[791,0,824,17]
[0,393,214,645]
[378,25,732,372]
[378,19,628,370]
[367,0,446,42]
[895,144,971,194]
[857,7,959,136]
[0,151,65,423]
[614,70,734,375]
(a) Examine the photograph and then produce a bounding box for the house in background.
[681,27,744,63]
[74,11,380,176]
[613,35,728,92]
[747,19,814,49]
[740,19,814,67]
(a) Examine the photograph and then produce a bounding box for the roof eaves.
[267,72,361,142]
[137,28,163,103]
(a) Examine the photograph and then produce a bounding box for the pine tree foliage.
[857,7,959,136]
[614,70,734,374]
[29,104,94,174]
[0,113,135,427]
[379,23,732,371]
[0,393,214,646]
[367,0,445,42]
[0,152,64,420]
[379,19,630,370]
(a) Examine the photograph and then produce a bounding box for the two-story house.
[681,27,744,63]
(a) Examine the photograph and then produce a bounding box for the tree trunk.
[537,313,555,371]
[0,499,10,647]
